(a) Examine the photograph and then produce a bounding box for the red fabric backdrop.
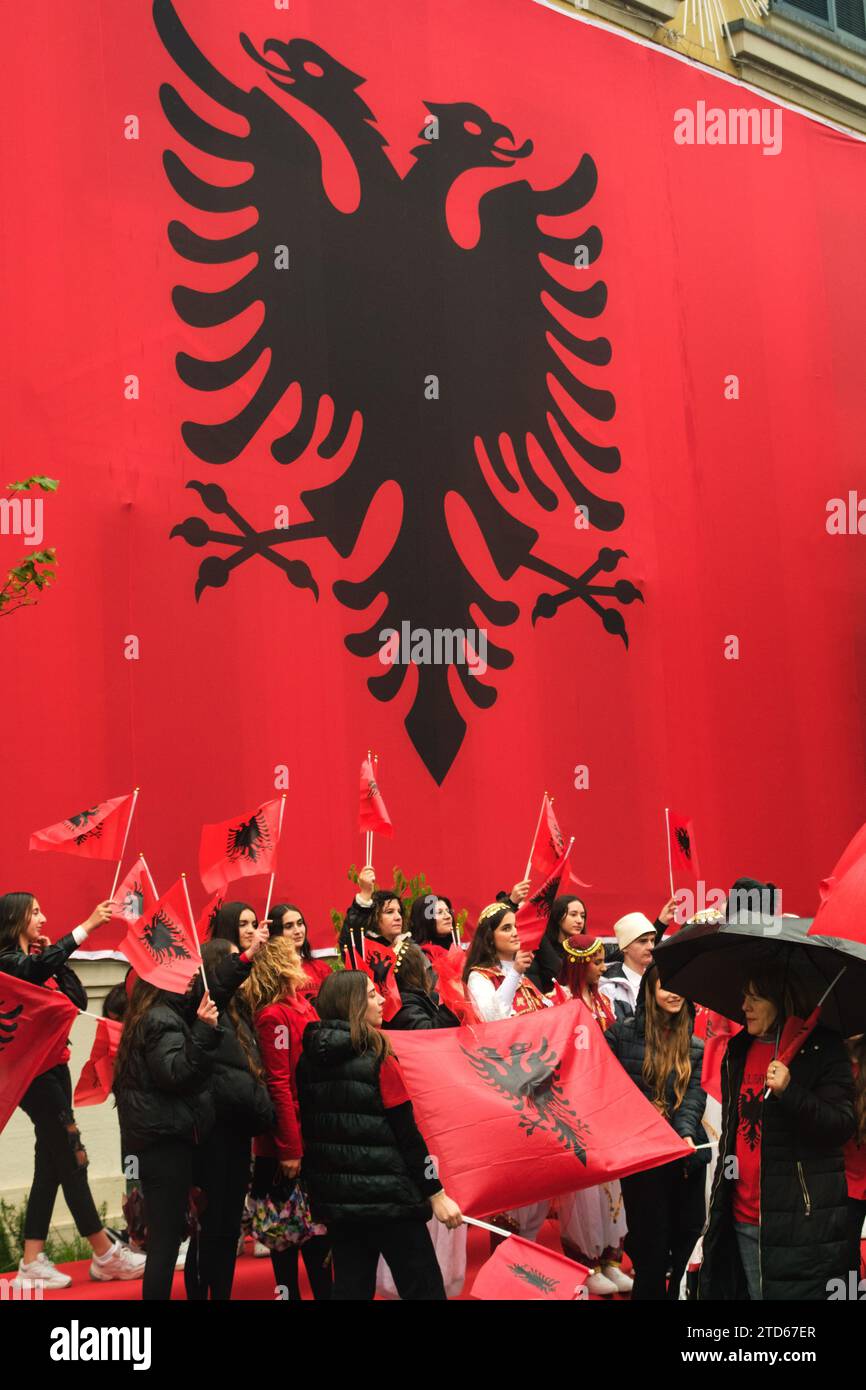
[2,0,865,950]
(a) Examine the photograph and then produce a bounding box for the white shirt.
[622,963,642,1001]
[467,960,554,1021]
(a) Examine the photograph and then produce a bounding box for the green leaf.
[6,476,59,494]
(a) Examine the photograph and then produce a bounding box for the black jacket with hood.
[698,1022,855,1301]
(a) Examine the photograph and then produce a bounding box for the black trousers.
[185,1124,252,1301]
[621,1160,706,1301]
[847,1196,866,1279]
[251,1156,332,1300]
[138,1138,194,1301]
[18,1064,102,1242]
[330,1218,446,1301]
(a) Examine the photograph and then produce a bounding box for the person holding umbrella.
[655,889,865,1300]
[699,963,855,1300]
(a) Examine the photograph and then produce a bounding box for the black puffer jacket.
[188,951,275,1134]
[385,988,459,1031]
[297,1020,432,1224]
[699,1024,855,1301]
[605,986,708,1158]
[115,995,220,1153]
[207,1003,275,1135]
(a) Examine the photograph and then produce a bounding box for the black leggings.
[621,1160,706,1300]
[330,1219,446,1301]
[185,1125,252,1301]
[18,1064,102,1243]
[138,1138,194,1301]
[251,1155,332,1300]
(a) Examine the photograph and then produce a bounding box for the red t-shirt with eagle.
[732,1039,775,1225]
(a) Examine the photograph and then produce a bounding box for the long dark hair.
[113,977,161,1092]
[268,902,313,961]
[542,895,586,948]
[408,894,454,947]
[396,941,433,996]
[209,901,256,948]
[462,904,512,983]
[201,939,264,1082]
[0,892,36,954]
[641,964,694,1116]
[316,970,390,1059]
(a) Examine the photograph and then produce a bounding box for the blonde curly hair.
[242,936,309,1015]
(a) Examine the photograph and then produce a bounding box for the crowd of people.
[0,871,864,1301]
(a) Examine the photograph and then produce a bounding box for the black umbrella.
[653,913,866,1034]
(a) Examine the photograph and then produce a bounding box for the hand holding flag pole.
[181,873,209,994]
[262,793,287,929]
[108,787,140,901]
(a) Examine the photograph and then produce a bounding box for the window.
[776,0,866,40]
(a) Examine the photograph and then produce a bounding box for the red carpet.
[40,1219,628,1301]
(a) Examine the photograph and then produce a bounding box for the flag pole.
[181,872,209,994]
[664,807,675,899]
[262,793,287,928]
[139,852,158,900]
[463,1214,520,1240]
[108,787,140,901]
[523,792,548,883]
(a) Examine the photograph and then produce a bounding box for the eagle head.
[413,102,533,167]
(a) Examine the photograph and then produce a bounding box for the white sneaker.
[602,1263,634,1293]
[12,1253,72,1291]
[584,1267,619,1297]
[89,1239,147,1282]
[253,1240,270,1259]
[176,1238,189,1269]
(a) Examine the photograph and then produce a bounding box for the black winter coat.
[207,1006,275,1135]
[0,932,88,1009]
[297,1020,432,1224]
[385,987,459,1031]
[698,1024,855,1301]
[605,993,709,1162]
[115,996,220,1153]
[187,950,275,1135]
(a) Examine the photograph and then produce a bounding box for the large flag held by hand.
[1,976,79,1132]
[471,1235,590,1301]
[74,1018,123,1107]
[388,1000,691,1215]
[199,797,282,894]
[359,757,393,837]
[29,792,136,862]
[119,878,201,993]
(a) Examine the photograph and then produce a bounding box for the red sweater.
[254,995,319,1161]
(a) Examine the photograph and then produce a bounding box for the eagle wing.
[461,1048,526,1108]
[153,0,381,484]
[445,157,623,568]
